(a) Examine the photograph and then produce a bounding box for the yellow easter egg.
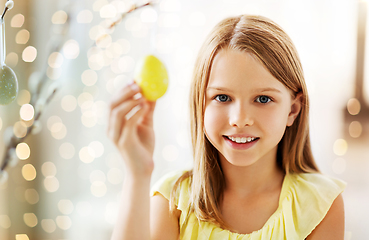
[135,55,168,101]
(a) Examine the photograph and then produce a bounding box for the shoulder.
[288,172,346,199]
[281,172,346,239]
[306,193,345,240]
[150,170,191,200]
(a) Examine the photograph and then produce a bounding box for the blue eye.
[256,95,271,104]
[215,94,230,102]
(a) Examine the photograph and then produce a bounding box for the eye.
[256,95,271,104]
[215,94,230,102]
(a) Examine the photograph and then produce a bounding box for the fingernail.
[130,83,139,91]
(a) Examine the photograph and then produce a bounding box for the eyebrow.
[206,86,282,94]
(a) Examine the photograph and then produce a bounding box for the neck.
[220,152,285,198]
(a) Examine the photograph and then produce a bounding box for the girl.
[108,15,346,240]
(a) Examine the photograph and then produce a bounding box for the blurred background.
[0,0,368,239]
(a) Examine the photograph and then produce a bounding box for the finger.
[109,82,141,110]
[107,96,144,143]
[139,100,156,126]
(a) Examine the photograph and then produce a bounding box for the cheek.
[260,107,289,133]
[204,106,225,135]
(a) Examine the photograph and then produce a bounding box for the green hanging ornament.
[0,2,18,105]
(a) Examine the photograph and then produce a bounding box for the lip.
[223,135,259,150]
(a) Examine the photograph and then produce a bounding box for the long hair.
[170,14,319,229]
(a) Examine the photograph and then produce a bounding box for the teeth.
[229,136,255,143]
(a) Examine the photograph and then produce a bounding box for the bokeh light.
[88,141,104,158]
[0,215,11,228]
[56,216,72,230]
[47,116,62,130]
[48,52,64,68]
[22,164,37,181]
[16,29,30,44]
[15,234,29,240]
[90,170,106,183]
[107,168,123,185]
[17,89,31,106]
[91,181,107,197]
[349,121,362,138]
[96,34,112,49]
[116,39,130,54]
[332,158,346,175]
[61,95,77,112]
[50,122,67,140]
[41,219,56,233]
[58,199,74,215]
[100,4,117,18]
[81,69,98,86]
[63,39,80,59]
[16,142,30,160]
[333,139,348,156]
[46,66,62,80]
[347,98,361,115]
[41,162,57,177]
[59,142,75,159]
[6,52,18,67]
[118,55,135,72]
[81,110,98,128]
[13,121,28,138]
[25,188,39,204]
[44,176,59,192]
[22,46,37,62]
[79,147,95,163]
[20,104,35,121]
[52,10,68,24]
[11,13,25,28]
[23,213,38,228]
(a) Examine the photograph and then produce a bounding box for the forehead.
[208,49,289,93]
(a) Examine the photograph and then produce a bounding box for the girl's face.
[204,49,301,168]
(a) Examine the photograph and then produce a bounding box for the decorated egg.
[134,55,168,101]
[0,65,18,105]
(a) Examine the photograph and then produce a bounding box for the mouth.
[225,136,259,144]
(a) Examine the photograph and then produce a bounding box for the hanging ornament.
[0,0,18,105]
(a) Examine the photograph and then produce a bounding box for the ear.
[287,92,302,127]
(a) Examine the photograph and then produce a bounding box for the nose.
[229,102,254,127]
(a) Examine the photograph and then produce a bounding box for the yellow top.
[151,170,346,240]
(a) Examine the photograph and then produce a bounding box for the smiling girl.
[108,15,346,240]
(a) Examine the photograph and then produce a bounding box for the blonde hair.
[171,14,319,229]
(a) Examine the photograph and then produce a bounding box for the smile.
[226,136,258,143]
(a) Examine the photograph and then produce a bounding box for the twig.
[96,1,154,45]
